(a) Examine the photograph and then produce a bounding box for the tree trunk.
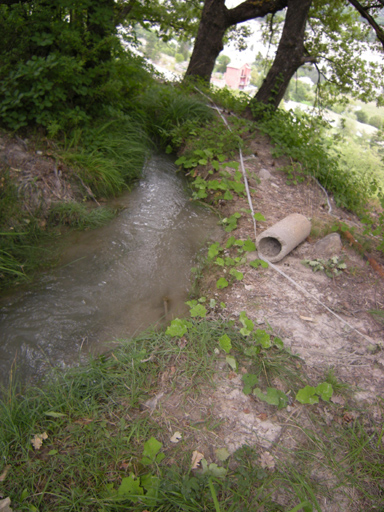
[247,0,313,117]
[185,0,228,81]
[185,0,287,82]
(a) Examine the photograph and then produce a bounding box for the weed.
[368,309,384,326]
[2,313,382,511]
[138,84,214,150]
[48,202,115,230]
[324,368,350,395]
[255,107,381,214]
[59,117,149,198]
[302,256,347,278]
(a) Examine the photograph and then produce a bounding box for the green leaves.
[201,459,227,477]
[216,277,229,289]
[302,257,347,278]
[189,304,207,318]
[253,212,266,221]
[207,242,221,260]
[219,334,232,353]
[239,311,254,336]
[118,474,144,499]
[141,437,165,465]
[243,239,256,252]
[166,318,192,337]
[222,212,241,232]
[253,387,288,409]
[229,268,243,281]
[242,373,258,395]
[254,329,271,349]
[296,383,333,404]
[250,259,269,269]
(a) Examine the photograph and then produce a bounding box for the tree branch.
[114,0,137,26]
[302,55,317,64]
[226,0,287,27]
[348,0,384,49]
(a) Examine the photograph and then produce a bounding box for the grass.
[59,116,150,198]
[2,316,383,512]
[138,84,214,150]
[48,202,116,230]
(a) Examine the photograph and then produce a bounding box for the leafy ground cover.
[0,317,384,511]
[2,313,383,512]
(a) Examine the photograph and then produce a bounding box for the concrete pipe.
[256,213,311,263]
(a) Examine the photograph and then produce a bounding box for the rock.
[313,233,342,258]
[0,498,12,512]
[258,168,272,180]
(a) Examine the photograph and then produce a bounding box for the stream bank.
[0,154,221,385]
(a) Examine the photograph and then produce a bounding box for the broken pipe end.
[256,213,311,263]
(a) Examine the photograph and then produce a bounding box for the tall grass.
[138,84,214,149]
[60,115,150,197]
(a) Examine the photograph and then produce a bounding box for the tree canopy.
[1,0,384,131]
[185,0,384,114]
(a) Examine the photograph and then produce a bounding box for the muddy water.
[0,155,221,385]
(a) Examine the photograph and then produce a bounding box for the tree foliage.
[186,0,384,112]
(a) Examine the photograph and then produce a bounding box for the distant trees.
[214,55,231,74]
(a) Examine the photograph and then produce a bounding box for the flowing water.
[0,155,221,385]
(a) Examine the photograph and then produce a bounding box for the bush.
[368,115,384,129]
[355,109,369,124]
[255,107,380,213]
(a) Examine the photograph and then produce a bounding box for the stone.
[313,233,342,258]
[258,168,272,180]
[0,498,12,512]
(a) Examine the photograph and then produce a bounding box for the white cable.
[259,256,373,344]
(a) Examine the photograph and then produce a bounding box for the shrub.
[368,115,384,129]
[255,107,380,213]
[355,109,369,124]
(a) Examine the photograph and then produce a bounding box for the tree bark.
[247,0,313,117]
[185,0,287,82]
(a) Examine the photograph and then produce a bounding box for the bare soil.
[0,133,82,221]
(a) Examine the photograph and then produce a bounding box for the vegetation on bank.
[1,313,383,511]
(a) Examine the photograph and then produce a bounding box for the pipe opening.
[258,237,282,257]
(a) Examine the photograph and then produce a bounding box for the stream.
[0,155,221,386]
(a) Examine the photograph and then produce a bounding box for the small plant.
[302,256,347,277]
[282,162,306,186]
